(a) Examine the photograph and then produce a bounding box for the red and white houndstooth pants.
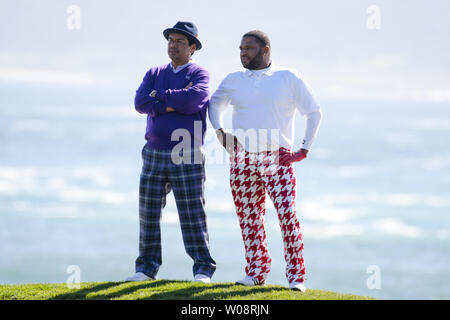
[229,146,306,284]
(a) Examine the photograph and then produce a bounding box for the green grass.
[0,280,374,300]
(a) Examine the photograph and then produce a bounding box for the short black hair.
[183,35,196,56]
[189,41,196,56]
[187,38,196,47]
[242,30,271,48]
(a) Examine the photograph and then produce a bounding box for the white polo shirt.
[209,63,322,152]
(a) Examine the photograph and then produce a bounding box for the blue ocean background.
[1,82,449,300]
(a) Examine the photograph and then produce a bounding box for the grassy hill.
[0,280,374,300]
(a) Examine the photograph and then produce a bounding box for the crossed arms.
[134,69,209,117]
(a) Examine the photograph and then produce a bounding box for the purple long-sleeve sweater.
[134,63,209,150]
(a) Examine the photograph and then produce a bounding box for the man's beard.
[241,48,264,70]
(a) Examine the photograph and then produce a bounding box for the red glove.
[278,148,307,166]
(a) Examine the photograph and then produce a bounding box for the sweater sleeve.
[154,68,209,115]
[134,69,166,117]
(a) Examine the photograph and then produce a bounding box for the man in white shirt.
[208,30,322,292]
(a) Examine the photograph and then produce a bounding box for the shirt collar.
[244,62,274,77]
[170,60,194,73]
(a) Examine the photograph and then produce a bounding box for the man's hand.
[278,148,308,166]
[162,82,192,113]
[216,128,240,154]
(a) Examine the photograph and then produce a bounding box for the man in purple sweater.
[126,21,216,283]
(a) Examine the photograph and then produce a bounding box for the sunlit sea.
[1,83,449,299]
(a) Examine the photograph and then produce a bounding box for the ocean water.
[1,83,449,299]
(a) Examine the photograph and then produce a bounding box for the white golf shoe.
[235,275,264,286]
[194,274,211,283]
[125,272,154,282]
[289,282,307,292]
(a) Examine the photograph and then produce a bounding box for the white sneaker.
[289,282,307,292]
[194,274,211,283]
[125,272,154,282]
[235,275,263,286]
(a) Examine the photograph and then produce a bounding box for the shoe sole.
[290,287,306,292]
[125,276,155,282]
[194,278,211,283]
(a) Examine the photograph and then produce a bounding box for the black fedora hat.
[163,21,202,50]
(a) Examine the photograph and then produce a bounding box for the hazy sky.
[1,0,450,102]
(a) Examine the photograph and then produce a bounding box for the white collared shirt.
[209,63,322,152]
[170,60,194,73]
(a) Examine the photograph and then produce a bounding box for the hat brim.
[163,28,202,50]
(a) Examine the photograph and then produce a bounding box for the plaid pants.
[135,146,216,278]
[230,146,306,284]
